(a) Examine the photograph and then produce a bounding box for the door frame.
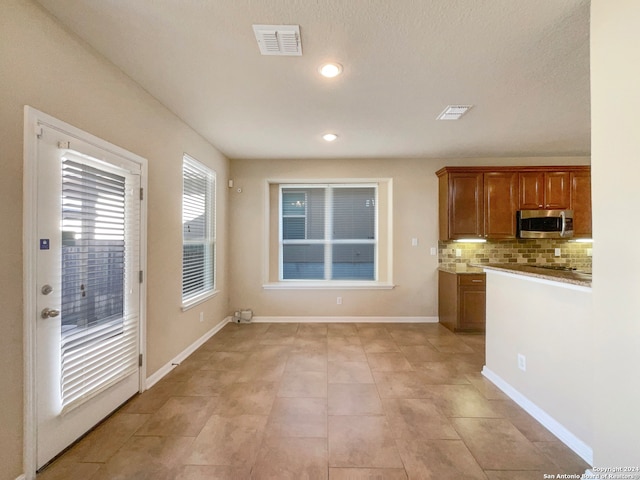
[22,106,148,479]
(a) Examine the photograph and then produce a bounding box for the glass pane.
[332,244,375,280]
[183,210,206,239]
[283,217,306,239]
[183,165,210,240]
[282,188,325,239]
[183,243,210,297]
[282,192,306,216]
[283,244,325,279]
[61,160,125,332]
[333,187,376,240]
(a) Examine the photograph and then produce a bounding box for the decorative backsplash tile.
[438,239,592,272]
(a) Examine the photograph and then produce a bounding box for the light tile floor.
[38,322,590,479]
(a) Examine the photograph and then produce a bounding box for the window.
[182,155,216,305]
[279,184,377,281]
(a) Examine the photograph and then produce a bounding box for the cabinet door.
[449,172,483,239]
[484,172,518,239]
[519,172,544,209]
[571,171,592,237]
[458,285,486,332]
[545,171,571,209]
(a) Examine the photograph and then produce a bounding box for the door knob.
[41,308,61,319]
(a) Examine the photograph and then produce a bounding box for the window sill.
[262,282,395,290]
[181,290,220,311]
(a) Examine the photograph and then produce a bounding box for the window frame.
[181,154,217,309]
[278,182,379,283]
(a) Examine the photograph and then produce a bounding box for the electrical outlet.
[455,249,462,257]
[411,238,418,247]
[517,353,526,372]
[336,296,342,305]
[554,248,561,257]
[199,312,204,323]
[430,247,437,256]
[587,248,592,257]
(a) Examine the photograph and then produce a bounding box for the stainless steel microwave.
[517,209,574,239]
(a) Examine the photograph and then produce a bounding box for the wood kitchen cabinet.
[484,171,518,239]
[518,171,570,210]
[438,171,483,240]
[438,270,486,333]
[438,169,518,240]
[437,166,590,240]
[571,170,592,238]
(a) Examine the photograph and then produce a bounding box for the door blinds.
[60,153,140,412]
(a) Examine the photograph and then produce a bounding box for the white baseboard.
[15,475,26,480]
[251,316,438,323]
[482,366,593,466]
[145,316,231,389]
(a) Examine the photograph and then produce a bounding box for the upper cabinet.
[484,172,518,239]
[571,170,592,238]
[438,171,484,240]
[437,166,591,241]
[438,169,517,240]
[518,171,570,210]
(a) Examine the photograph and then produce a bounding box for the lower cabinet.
[438,270,486,333]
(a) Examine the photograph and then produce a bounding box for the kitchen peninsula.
[480,263,591,287]
[481,264,594,465]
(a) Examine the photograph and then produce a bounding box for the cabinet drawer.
[458,274,486,286]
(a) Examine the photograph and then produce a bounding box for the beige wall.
[485,271,593,459]
[229,156,589,319]
[591,0,640,467]
[0,1,229,478]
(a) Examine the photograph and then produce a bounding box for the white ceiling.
[36,0,591,160]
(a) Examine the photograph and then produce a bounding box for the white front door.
[30,113,145,470]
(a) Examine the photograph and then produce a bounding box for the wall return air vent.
[437,105,473,120]
[252,25,302,56]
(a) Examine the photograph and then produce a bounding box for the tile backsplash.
[439,239,592,272]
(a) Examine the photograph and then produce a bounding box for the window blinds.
[280,184,377,280]
[182,156,216,303]
[60,154,140,412]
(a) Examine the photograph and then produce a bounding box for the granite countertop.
[475,263,592,287]
[438,265,486,275]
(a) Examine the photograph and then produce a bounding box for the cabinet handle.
[471,280,483,283]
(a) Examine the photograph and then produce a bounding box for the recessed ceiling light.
[322,133,338,142]
[319,63,343,78]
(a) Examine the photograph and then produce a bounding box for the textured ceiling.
[36,0,591,160]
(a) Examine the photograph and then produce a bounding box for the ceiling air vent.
[437,105,473,120]
[252,25,302,56]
